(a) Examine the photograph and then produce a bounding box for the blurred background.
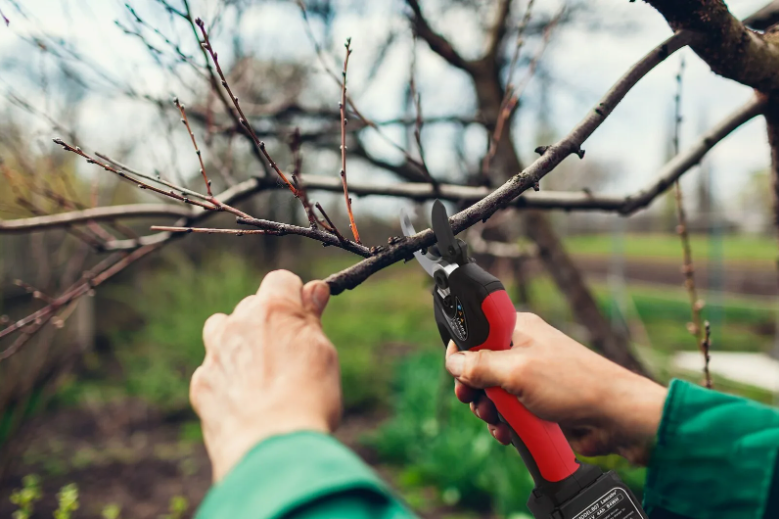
[0,0,777,518]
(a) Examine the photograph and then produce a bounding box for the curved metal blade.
[431,200,458,262]
[400,209,437,278]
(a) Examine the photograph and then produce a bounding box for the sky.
[0,0,772,219]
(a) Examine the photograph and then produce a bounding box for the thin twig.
[13,279,53,304]
[237,215,370,257]
[289,129,332,231]
[4,98,759,239]
[482,7,563,178]
[409,31,433,183]
[194,17,299,196]
[0,243,161,347]
[315,202,346,241]
[670,56,709,388]
[324,31,697,294]
[151,226,272,236]
[58,140,252,221]
[701,321,712,389]
[174,97,212,196]
[339,38,361,244]
[171,97,254,219]
[54,139,218,211]
[295,0,429,180]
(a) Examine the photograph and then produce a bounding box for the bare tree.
[3,0,779,389]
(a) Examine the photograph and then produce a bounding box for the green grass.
[76,252,443,413]
[106,252,264,410]
[562,233,777,265]
[518,276,776,355]
[368,351,537,515]
[49,250,778,517]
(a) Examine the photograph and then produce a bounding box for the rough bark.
[466,19,649,376]
[765,95,779,272]
[487,107,647,376]
[645,0,779,93]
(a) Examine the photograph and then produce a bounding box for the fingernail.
[475,407,481,419]
[312,282,330,313]
[446,353,464,376]
[488,425,497,439]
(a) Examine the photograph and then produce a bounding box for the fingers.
[203,313,228,354]
[445,341,514,446]
[448,342,482,403]
[302,280,330,319]
[445,348,521,390]
[256,269,304,306]
[232,270,304,317]
[454,379,480,403]
[469,395,499,425]
[489,423,511,445]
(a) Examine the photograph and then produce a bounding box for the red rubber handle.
[473,290,580,483]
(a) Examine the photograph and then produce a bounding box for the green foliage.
[562,233,777,264]
[368,351,535,515]
[112,252,439,413]
[522,276,775,355]
[179,421,203,442]
[159,496,188,519]
[101,504,122,519]
[10,474,42,519]
[113,253,261,409]
[322,268,440,410]
[53,483,79,519]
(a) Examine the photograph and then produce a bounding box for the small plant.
[369,351,535,514]
[53,483,79,519]
[160,495,188,519]
[10,474,42,519]
[101,503,122,519]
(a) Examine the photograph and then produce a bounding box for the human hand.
[190,270,341,481]
[445,313,666,465]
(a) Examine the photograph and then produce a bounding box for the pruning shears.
[401,200,647,519]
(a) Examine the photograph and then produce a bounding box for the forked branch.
[324,31,695,294]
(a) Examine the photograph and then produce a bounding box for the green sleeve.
[643,379,779,519]
[194,431,416,519]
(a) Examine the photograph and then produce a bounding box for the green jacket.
[195,380,779,519]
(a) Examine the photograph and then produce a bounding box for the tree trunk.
[469,59,649,376]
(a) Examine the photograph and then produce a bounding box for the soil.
[568,254,778,297]
[0,399,481,519]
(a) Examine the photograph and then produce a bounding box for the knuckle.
[203,313,226,346]
[189,367,209,410]
[461,350,486,382]
[516,312,543,328]
[321,342,339,366]
[509,355,530,380]
[233,295,259,315]
[264,269,303,289]
[256,298,296,321]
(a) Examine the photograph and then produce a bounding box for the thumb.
[445,349,519,390]
[302,280,331,318]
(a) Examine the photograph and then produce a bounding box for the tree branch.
[6,93,757,239]
[236,217,371,257]
[0,204,193,233]
[619,96,764,214]
[13,90,756,242]
[324,31,692,294]
[406,0,476,73]
[743,1,779,31]
[644,0,779,93]
[339,38,361,244]
[484,0,514,62]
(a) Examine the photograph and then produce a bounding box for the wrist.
[606,372,667,465]
[209,413,332,481]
